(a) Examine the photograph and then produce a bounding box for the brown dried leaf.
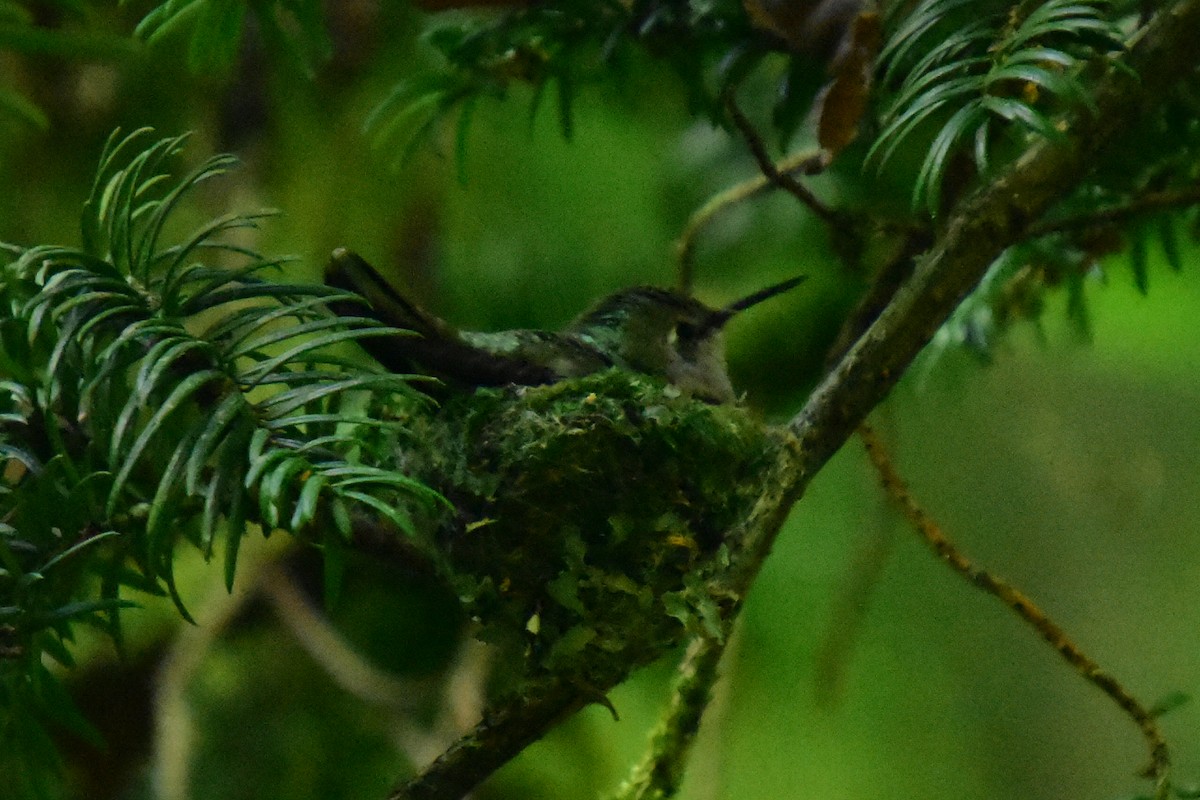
[816,10,881,156]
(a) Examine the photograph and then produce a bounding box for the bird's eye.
[675,321,698,341]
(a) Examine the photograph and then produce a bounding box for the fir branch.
[1,130,447,791]
[871,0,1127,213]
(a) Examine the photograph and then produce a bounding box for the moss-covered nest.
[406,370,777,683]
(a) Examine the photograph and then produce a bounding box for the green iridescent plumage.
[325,248,803,403]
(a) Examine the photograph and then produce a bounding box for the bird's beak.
[710,275,807,329]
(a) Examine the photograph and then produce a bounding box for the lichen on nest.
[404,369,778,682]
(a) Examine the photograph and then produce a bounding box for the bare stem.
[724,93,839,227]
[857,422,1171,798]
[675,148,824,292]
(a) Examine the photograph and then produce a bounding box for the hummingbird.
[325,248,805,404]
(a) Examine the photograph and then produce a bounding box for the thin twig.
[607,634,728,800]
[857,421,1171,800]
[1027,182,1200,238]
[724,93,839,227]
[675,148,824,292]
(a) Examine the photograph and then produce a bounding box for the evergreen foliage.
[0,129,440,794]
[0,1,1198,799]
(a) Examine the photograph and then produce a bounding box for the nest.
[402,370,778,683]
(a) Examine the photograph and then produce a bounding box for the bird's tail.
[325,247,454,342]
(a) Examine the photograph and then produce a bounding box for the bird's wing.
[325,248,560,388]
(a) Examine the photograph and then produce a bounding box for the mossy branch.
[607,634,727,800]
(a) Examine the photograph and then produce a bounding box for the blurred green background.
[2,3,1198,799]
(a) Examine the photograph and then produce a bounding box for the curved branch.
[608,634,728,800]
[858,422,1171,797]
[675,147,824,292]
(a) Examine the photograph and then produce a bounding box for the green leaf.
[231,314,382,359]
[338,489,418,539]
[135,336,211,405]
[915,103,984,213]
[245,430,292,486]
[201,425,250,557]
[106,369,225,516]
[186,392,247,493]
[979,96,1065,142]
[38,530,121,574]
[135,0,201,41]
[881,0,987,59]
[330,497,352,538]
[136,152,238,271]
[290,471,328,530]
[254,374,412,417]
[181,279,329,315]
[72,302,143,345]
[329,468,445,507]
[161,559,196,624]
[239,328,392,388]
[163,210,278,286]
[223,466,247,591]
[986,63,1077,102]
[1159,217,1182,272]
[212,291,355,350]
[144,429,200,560]
[258,453,310,528]
[262,413,404,432]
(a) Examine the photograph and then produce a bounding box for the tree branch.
[382,3,1200,797]
[387,679,585,800]
[608,634,727,800]
[718,0,1200,616]
[1026,182,1200,238]
[675,147,825,292]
